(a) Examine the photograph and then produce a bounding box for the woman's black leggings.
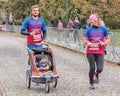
[87,53,104,84]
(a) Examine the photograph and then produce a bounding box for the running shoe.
[89,84,95,89]
[94,78,100,84]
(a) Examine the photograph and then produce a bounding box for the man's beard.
[32,14,38,17]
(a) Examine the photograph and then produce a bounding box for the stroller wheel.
[26,70,31,89]
[53,78,57,88]
[45,81,50,93]
[28,57,30,65]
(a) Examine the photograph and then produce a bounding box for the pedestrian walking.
[73,17,81,43]
[57,19,63,41]
[67,19,73,38]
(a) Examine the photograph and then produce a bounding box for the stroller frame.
[26,44,59,93]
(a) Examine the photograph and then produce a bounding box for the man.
[21,4,47,50]
[21,5,47,76]
[73,17,80,42]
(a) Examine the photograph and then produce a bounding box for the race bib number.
[33,34,42,42]
[89,43,99,50]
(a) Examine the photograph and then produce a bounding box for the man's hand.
[41,41,45,44]
[30,31,36,36]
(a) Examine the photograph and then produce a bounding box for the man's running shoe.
[89,84,95,89]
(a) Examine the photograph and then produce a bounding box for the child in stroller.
[35,53,51,72]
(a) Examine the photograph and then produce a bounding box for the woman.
[83,14,110,89]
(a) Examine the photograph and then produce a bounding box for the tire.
[28,57,30,65]
[45,82,50,93]
[53,78,57,88]
[26,70,31,89]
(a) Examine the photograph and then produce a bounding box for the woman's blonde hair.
[99,18,105,26]
[89,14,105,27]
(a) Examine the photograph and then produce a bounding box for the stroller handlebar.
[32,48,49,53]
[27,44,50,53]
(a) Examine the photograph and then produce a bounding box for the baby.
[36,54,50,71]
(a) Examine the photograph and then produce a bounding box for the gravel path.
[0,32,120,96]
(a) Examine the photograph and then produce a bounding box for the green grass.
[109,30,120,46]
[110,29,120,32]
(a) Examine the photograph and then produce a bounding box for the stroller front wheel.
[53,78,57,88]
[45,81,50,93]
[26,70,31,89]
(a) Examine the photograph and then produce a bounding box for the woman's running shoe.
[94,78,100,84]
[89,84,95,89]
[94,72,100,84]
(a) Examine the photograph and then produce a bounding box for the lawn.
[110,29,120,32]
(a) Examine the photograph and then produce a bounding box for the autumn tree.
[1,0,119,28]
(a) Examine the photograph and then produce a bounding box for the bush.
[105,17,120,29]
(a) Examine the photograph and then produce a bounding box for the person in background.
[67,19,73,38]
[83,14,110,89]
[57,19,63,41]
[73,17,81,42]
[81,19,90,32]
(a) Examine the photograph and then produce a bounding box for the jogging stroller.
[26,44,59,93]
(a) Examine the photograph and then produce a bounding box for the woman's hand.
[87,42,94,47]
[100,41,105,46]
